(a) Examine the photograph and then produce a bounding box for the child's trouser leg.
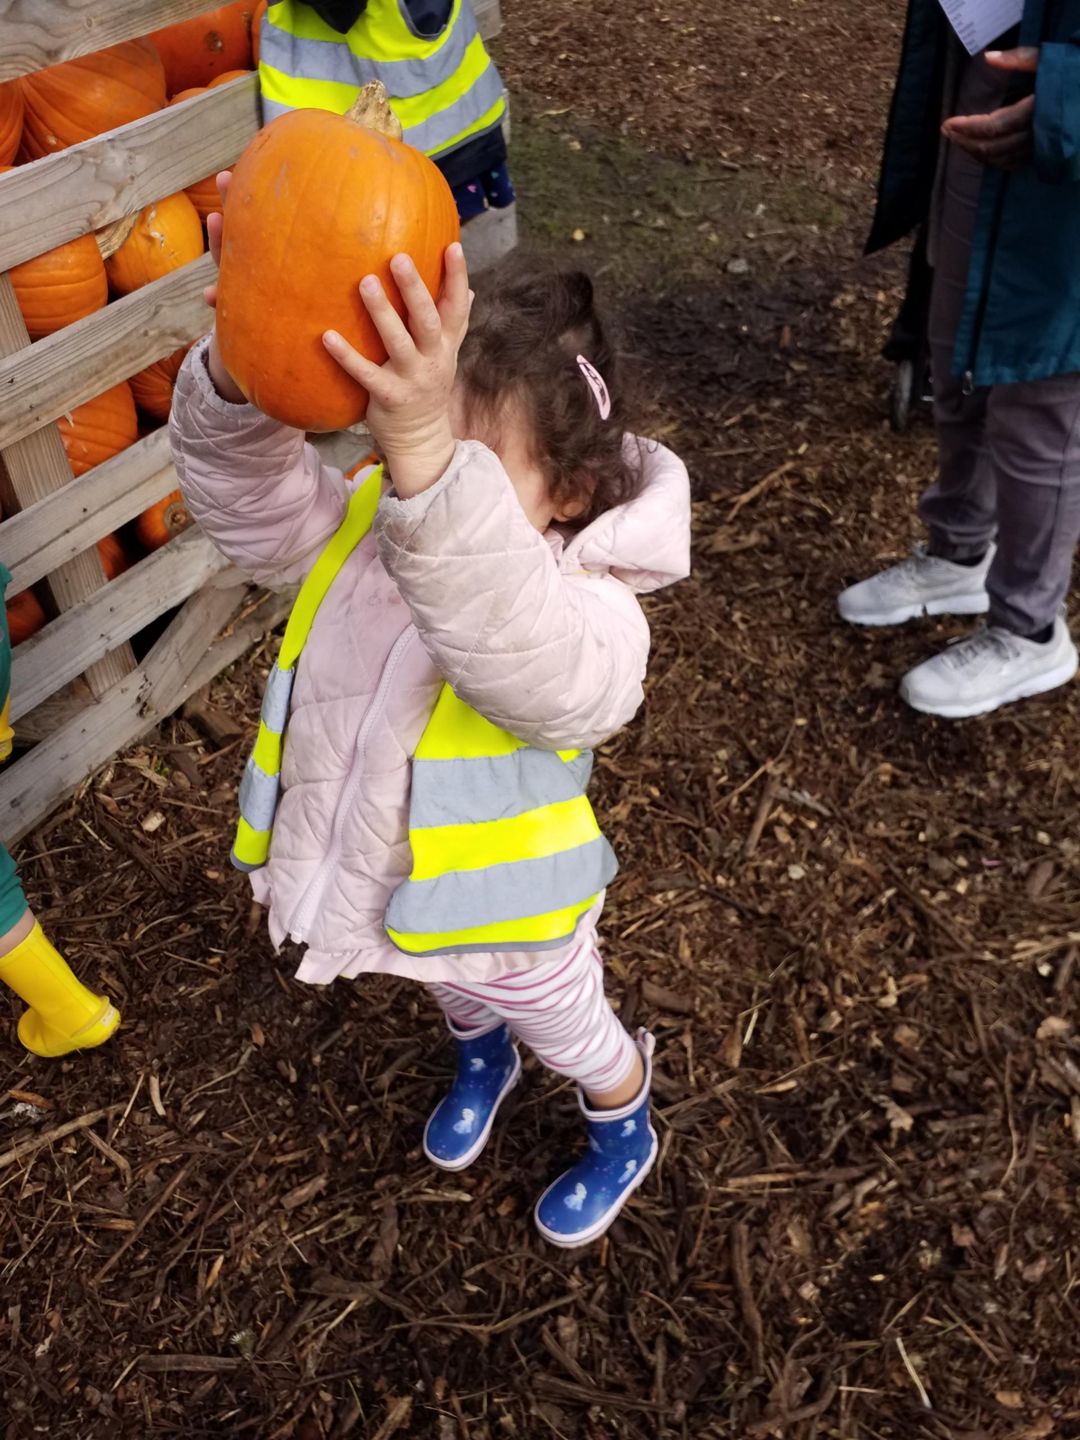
[431,937,641,1095]
[430,939,657,1245]
[0,843,120,1058]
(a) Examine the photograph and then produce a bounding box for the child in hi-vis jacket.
[170,197,691,1245]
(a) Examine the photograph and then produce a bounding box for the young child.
[0,572,121,1057]
[258,1,514,226]
[169,210,691,1246]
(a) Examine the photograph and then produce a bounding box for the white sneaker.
[837,543,993,627]
[900,617,1079,718]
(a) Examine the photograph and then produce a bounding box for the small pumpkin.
[252,1,268,67]
[129,343,192,419]
[150,3,254,94]
[0,80,23,165]
[105,192,204,295]
[6,589,47,646]
[0,164,108,337]
[19,39,166,160]
[136,490,192,551]
[167,82,242,223]
[208,69,253,87]
[96,532,132,579]
[57,382,138,476]
[217,82,460,432]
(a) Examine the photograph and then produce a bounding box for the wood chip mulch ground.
[3,2,1079,1436]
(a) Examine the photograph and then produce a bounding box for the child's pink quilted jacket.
[170,339,692,985]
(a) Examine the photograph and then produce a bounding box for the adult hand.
[323,243,472,499]
[942,47,1040,170]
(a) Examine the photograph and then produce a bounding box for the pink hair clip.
[576,354,611,420]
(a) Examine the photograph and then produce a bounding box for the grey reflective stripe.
[261,664,294,735]
[385,835,618,936]
[403,61,504,154]
[260,4,477,101]
[409,749,594,829]
[238,757,280,832]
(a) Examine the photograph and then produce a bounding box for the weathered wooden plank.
[0,79,259,271]
[0,429,177,593]
[0,584,292,846]
[0,255,213,451]
[0,0,498,80]
[0,273,134,695]
[10,526,229,721]
[0,0,240,79]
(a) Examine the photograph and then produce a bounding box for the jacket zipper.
[287,626,417,943]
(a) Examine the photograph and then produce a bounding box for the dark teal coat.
[868,0,1080,386]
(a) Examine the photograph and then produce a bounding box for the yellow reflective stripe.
[233,816,271,867]
[388,896,599,955]
[251,721,283,776]
[417,89,505,158]
[278,468,382,669]
[408,797,600,882]
[389,33,490,124]
[416,687,524,760]
[556,748,581,763]
[270,0,463,61]
[260,41,504,148]
[260,61,363,115]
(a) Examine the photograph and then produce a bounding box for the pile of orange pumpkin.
[1,3,263,647]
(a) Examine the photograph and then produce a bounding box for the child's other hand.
[202,171,248,404]
[323,243,471,499]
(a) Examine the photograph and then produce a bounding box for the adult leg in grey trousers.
[919,58,1080,640]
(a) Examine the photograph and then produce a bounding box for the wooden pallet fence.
[0,0,506,846]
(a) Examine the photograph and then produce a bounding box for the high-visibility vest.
[259,0,507,160]
[232,466,617,958]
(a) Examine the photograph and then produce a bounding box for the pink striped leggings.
[428,935,639,1093]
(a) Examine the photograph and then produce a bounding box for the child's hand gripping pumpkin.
[202,171,248,406]
[202,167,470,499]
[322,244,471,500]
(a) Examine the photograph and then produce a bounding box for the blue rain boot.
[534,1030,658,1248]
[424,1022,522,1171]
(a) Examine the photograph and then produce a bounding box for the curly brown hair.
[456,257,643,530]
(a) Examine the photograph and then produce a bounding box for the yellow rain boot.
[0,922,120,1057]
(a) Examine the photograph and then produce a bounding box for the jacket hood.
[559,436,692,594]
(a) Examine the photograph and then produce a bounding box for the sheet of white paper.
[937,0,1023,55]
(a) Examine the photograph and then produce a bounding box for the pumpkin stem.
[345,80,403,141]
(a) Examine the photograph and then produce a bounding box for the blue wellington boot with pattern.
[534,1030,658,1248]
[424,1023,522,1171]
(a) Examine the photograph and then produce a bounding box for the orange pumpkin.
[129,343,192,419]
[208,69,252,87]
[167,85,231,223]
[9,235,108,339]
[104,192,204,295]
[96,532,131,579]
[217,83,460,432]
[252,1,268,67]
[0,163,108,337]
[19,39,166,160]
[0,81,23,165]
[57,382,138,476]
[6,589,47,646]
[150,3,254,94]
[136,490,192,551]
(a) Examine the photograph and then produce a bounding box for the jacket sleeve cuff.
[176,335,305,441]
[1034,40,1080,183]
[375,440,508,549]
